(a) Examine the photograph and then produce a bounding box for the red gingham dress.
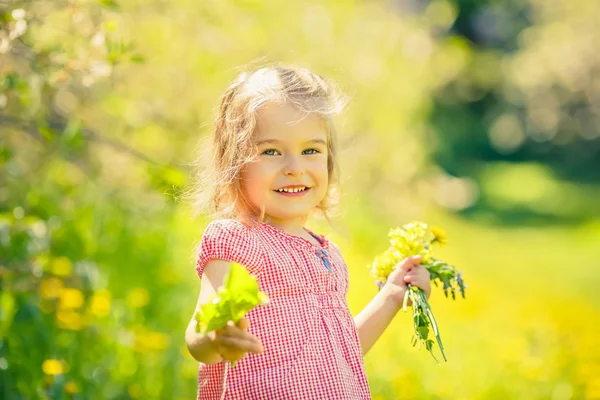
[195,219,372,400]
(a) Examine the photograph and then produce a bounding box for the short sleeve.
[195,219,263,279]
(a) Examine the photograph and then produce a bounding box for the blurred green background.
[2,0,599,399]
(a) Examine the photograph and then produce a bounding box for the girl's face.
[241,102,329,227]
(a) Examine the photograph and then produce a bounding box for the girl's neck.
[263,216,307,237]
[238,213,309,237]
[238,213,321,246]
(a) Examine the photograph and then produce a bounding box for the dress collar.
[258,223,329,250]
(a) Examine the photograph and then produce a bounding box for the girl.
[185,65,431,400]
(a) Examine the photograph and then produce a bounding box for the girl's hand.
[209,317,264,364]
[383,256,431,307]
[404,263,431,299]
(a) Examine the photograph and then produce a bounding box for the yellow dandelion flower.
[51,257,72,277]
[389,222,431,257]
[89,290,111,318]
[368,248,399,283]
[40,278,63,299]
[57,310,83,331]
[431,227,447,246]
[64,381,79,394]
[421,252,433,264]
[59,288,84,309]
[42,359,64,375]
[147,331,170,351]
[126,288,150,309]
[134,330,170,352]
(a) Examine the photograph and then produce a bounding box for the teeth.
[277,186,306,193]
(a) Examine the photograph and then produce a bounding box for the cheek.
[239,167,257,200]
[311,163,329,199]
[242,161,262,182]
[241,162,272,193]
[315,159,329,184]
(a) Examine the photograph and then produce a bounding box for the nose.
[282,154,304,176]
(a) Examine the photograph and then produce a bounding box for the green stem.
[420,290,447,362]
[407,284,448,363]
[402,285,410,312]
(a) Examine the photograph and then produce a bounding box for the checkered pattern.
[195,219,372,400]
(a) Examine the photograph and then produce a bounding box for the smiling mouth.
[274,186,309,193]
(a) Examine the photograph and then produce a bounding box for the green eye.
[303,149,320,155]
[262,149,280,156]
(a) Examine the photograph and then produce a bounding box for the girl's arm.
[185,260,229,364]
[185,259,264,364]
[353,285,404,356]
[354,256,429,356]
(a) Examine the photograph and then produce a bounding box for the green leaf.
[130,53,146,63]
[425,339,434,352]
[99,0,120,10]
[3,73,18,90]
[195,262,269,337]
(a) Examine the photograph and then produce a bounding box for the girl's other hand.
[209,317,264,364]
[383,256,431,307]
[403,264,431,299]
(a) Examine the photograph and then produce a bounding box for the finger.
[404,274,427,285]
[404,270,426,280]
[235,331,264,350]
[398,255,423,272]
[216,320,235,335]
[402,272,418,281]
[409,280,430,292]
[207,330,217,341]
[412,268,430,280]
[216,341,241,355]
[408,255,423,265]
[220,320,243,336]
[236,317,250,330]
[216,346,244,363]
[241,334,264,353]
[220,323,260,343]
[218,336,264,354]
[412,264,429,272]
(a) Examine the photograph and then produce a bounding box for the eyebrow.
[255,139,327,146]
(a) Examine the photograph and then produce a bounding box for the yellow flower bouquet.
[369,222,467,363]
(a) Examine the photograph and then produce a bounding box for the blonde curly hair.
[188,64,346,224]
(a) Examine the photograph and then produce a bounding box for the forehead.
[254,102,327,143]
